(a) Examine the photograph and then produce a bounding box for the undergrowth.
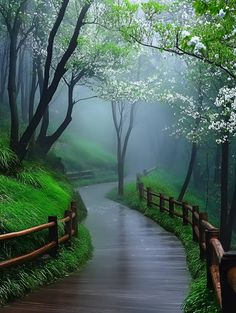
[55,135,116,172]
[0,225,92,305]
[0,167,73,259]
[108,182,220,313]
[0,137,92,304]
[140,169,220,227]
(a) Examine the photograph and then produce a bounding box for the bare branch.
[74,95,97,104]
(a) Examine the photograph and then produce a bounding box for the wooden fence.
[137,177,236,313]
[67,170,95,181]
[0,201,78,269]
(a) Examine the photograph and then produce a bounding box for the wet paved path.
[1,182,189,313]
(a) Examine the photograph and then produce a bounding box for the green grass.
[55,136,116,172]
[107,179,220,313]
[0,166,73,259]
[0,147,92,304]
[0,225,92,305]
[140,169,220,227]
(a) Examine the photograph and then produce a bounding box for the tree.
[112,99,136,195]
[208,86,236,249]
[14,0,93,161]
[0,0,36,149]
[35,28,132,154]
[90,62,158,195]
[115,0,236,249]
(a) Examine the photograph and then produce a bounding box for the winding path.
[1,182,190,313]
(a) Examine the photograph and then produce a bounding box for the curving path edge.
[1,182,190,313]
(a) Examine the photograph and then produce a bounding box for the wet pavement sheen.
[1,182,190,313]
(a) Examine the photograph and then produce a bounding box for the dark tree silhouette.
[112,100,136,196]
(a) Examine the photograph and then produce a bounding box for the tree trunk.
[117,138,124,196]
[178,142,198,201]
[220,141,229,249]
[15,2,91,161]
[20,66,29,123]
[224,162,236,251]
[37,108,49,143]
[112,102,136,196]
[29,58,37,122]
[193,157,202,189]
[0,42,8,103]
[36,82,74,154]
[8,31,19,150]
[214,144,221,184]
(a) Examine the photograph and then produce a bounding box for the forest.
[0,0,235,312]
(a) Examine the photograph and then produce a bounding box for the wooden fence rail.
[136,177,236,313]
[0,201,78,269]
[67,170,95,180]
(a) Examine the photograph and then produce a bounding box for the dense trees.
[0,0,93,159]
[111,0,236,248]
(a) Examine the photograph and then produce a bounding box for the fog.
[50,51,191,178]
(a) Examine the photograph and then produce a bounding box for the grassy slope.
[0,162,92,305]
[141,169,220,226]
[55,136,116,172]
[107,170,220,313]
[0,225,92,305]
[55,136,117,187]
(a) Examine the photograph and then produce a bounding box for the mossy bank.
[0,164,92,305]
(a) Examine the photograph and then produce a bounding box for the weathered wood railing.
[67,170,95,181]
[0,201,78,269]
[137,177,236,313]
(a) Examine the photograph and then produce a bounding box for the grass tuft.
[0,154,92,304]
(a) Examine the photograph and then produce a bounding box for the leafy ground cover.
[55,136,116,173]
[0,135,92,305]
[140,169,220,226]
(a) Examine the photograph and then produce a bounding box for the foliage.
[74,190,88,222]
[16,166,45,188]
[0,146,92,304]
[55,136,116,172]
[140,169,219,220]
[0,146,18,174]
[0,134,18,174]
[0,164,72,259]
[209,86,236,143]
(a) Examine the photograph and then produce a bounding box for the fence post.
[138,183,144,200]
[192,205,199,242]
[136,173,141,191]
[205,228,220,289]
[64,209,73,245]
[182,202,189,226]
[147,187,152,207]
[160,194,164,212]
[71,201,78,237]
[199,212,208,259]
[169,197,174,217]
[48,216,58,257]
[220,252,236,313]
